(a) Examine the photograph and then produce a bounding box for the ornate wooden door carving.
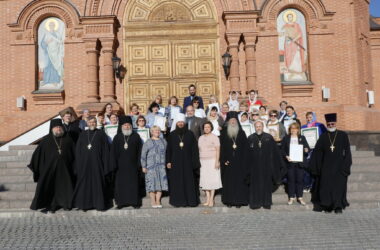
[124,0,219,113]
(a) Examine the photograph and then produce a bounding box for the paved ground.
[0,207,379,249]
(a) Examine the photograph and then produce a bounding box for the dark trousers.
[287,163,304,198]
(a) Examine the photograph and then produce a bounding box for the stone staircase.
[0,145,379,210]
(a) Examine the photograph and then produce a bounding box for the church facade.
[0,0,379,142]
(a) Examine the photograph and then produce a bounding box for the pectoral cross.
[58,149,61,155]
[258,141,262,148]
[330,145,335,152]
[88,144,92,150]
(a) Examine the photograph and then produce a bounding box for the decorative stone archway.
[123,0,220,113]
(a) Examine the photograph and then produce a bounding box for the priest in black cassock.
[166,113,200,207]
[72,116,111,211]
[245,120,283,209]
[310,113,352,214]
[28,118,75,213]
[220,112,248,207]
[110,115,143,209]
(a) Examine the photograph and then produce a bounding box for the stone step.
[351,165,380,172]
[352,157,380,165]
[0,175,33,183]
[351,151,375,157]
[0,162,30,168]
[0,168,31,176]
[0,182,36,192]
[0,155,33,162]
[8,145,38,151]
[349,172,380,182]
[0,200,31,209]
[0,191,35,200]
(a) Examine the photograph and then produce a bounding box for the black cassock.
[28,133,75,211]
[220,128,249,206]
[310,130,352,210]
[62,120,81,143]
[72,129,111,210]
[166,129,200,207]
[245,133,283,209]
[110,132,142,207]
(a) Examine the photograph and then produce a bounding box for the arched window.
[37,17,65,90]
[277,8,309,83]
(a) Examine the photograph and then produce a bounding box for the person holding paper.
[267,110,286,144]
[228,91,240,112]
[246,90,263,111]
[205,95,220,115]
[192,97,206,119]
[281,122,310,206]
[301,112,327,192]
[164,96,182,129]
[310,113,352,214]
[145,102,164,129]
[220,102,230,121]
[245,121,284,210]
[207,106,224,137]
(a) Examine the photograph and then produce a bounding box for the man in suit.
[183,84,204,111]
[185,105,205,140]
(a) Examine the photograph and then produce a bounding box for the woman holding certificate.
[281,123,310,206]
[164,96,182,129]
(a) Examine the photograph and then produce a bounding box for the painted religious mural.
[38,17,65,90]
[277,8,309,83]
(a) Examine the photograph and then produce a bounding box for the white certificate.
[249,105,261,113]
[136,128,150,143]
[301,127,319,149]
[154,116,167,131]
[170,107,180,120]
[104,125,118,142]
[208,103,220,113]
[241,124,253,138]
[268,124,280,141]
[283,120,296,134]
[289,144,303,162]
[158,107,166,116]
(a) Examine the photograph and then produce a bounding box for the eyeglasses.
[252,114,259,116]
[270,114,277,117]
[138,120,145,122]
[326,122,336,127]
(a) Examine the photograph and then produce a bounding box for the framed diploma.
[301,127,319,149]
[283,119,296,134]
[268,124,280,141]
[136,128,150,143]
[170,107,180,120]
[289,144,303,162]
[104,125,118,141]
[249,105,261,113]
[241,124,253,138]
[154,116,167,131]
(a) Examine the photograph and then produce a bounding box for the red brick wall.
[0,0,379,143]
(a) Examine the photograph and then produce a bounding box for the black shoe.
[227,205,232,208]
[263,206,271,210]
[334,208,343,214]
[133,206,141,209]
[49,210,56,214]
[236,206,241,208]
[40,208,49,214]
[116,205,123,209]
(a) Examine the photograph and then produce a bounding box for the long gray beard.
[122,129,132,136]
[227,124,239,139]
[327,127,337,132]
[89,126,96,131]
[256,131,263,135]
[53,131,64,137]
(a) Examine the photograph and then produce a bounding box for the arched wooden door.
[124,0,220,113]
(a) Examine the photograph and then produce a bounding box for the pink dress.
[198,134,222,190]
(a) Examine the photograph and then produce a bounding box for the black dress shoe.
[227,205,232,208]
[133,206,141,209]
[263,205,271,210]
[334,208,343,214]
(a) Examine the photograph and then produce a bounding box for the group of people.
[28,85,352,214]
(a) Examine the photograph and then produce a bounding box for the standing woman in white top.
[207,106,224,136]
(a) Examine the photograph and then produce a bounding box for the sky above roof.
[370,0,380,17]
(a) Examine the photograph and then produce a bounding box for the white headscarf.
[170,113,186,132]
